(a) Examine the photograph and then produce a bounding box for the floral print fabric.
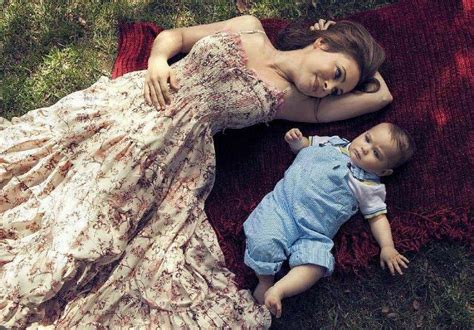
[0,32,283,328]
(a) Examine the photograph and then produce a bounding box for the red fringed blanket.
[112,0,473,288]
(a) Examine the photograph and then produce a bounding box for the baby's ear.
[379,168,393,177]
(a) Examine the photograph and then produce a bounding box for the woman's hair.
[276,20,385,93]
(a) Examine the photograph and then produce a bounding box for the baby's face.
[348,123,399,176]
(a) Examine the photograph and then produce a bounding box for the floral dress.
[0,31,284,328]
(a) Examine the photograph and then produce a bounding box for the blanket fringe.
[334,206,472,275]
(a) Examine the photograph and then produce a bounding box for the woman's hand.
[380,246,409,275]
[310,18,336,31]
[264,286,284,318]
[144,56,179,110]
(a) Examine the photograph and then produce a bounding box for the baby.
[243,122,415,318]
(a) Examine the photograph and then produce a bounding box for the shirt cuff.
[363,209,387,219]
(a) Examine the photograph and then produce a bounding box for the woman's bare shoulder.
[235,15,265,31]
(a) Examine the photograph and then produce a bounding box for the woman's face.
[296,39,360,98]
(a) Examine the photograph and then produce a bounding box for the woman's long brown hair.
[276,20,385,93]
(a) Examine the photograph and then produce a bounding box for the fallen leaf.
[386,312,398,319]
[468,302,474,312]
[236,0,250,13]
[78,17,87,27]
[381,306,390,314]
[344,289,351,293]
[412,299,421,311]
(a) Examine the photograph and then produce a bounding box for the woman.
[0,16,391,327]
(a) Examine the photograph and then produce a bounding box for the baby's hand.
[264,286,284,318]
[380,246,409,275]
[284,128,303,144]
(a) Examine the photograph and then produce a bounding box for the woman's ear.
[313,37,326,49]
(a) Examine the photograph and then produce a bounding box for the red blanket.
[112,0,473,288]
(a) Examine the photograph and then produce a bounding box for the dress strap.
[238,30,266,35]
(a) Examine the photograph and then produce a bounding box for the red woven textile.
[112,0,473,288]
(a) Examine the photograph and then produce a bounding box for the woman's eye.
[331,88,341,96]
[365,135,370,142]
[374,150,380,159]
[335,67,341,79]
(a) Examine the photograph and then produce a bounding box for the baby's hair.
[387,123,416,168]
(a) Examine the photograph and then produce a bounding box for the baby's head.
[348,122,415,176]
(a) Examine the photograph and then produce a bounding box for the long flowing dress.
[0,31,284,328]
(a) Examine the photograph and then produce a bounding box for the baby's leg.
[265,264,325,318]
[253,274,274,305]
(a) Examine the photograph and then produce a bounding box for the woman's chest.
[240,34,291,94]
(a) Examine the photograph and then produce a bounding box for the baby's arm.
[284,128,310,154]
[368,215,409,275]
[264,264,324,318]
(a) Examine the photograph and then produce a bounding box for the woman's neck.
[269,47,309,84]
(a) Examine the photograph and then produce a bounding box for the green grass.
[1,0,472,328]
[272,242,473,328]
[1,0,395,119]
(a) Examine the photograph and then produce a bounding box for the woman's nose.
[323,80,335,93]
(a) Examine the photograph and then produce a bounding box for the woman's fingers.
[144,82,151,105]
[151,79,166,109]
[324,20,336,29]
[159,78,171,105]
[169,70,179,90]
[149,80,163,109]
[310,19,336,31]
[149,72,177,109]
[318,18,325,29]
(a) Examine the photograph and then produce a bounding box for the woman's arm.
[318,71,393,122]
[277,71,393,123]
[148,15,263,60]
[145,15,263,108]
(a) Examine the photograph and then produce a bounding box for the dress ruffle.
[1,32,278,328]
